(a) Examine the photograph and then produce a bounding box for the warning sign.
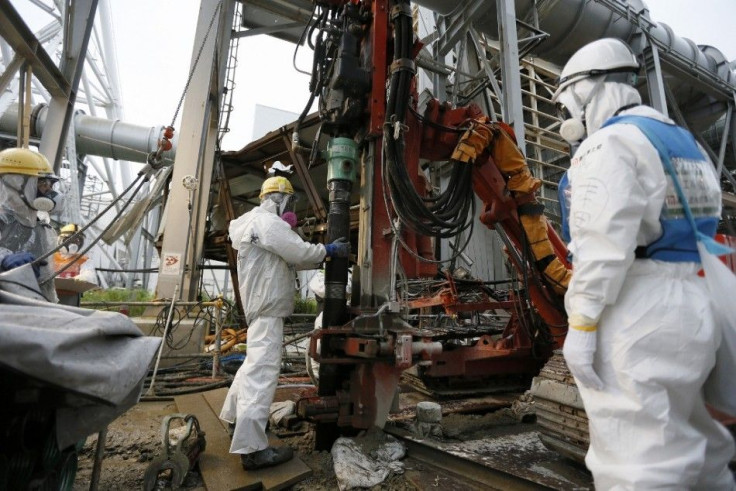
[161,253,182,275]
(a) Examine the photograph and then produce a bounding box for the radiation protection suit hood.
[563,82,733,487]
[556,77,642,144]
[0,175,58,302]
[221,202,327,455]
[0,175,38,227]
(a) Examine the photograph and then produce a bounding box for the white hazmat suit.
[220,199,327,455]
[560,75,735,488]
[0,175,58,302]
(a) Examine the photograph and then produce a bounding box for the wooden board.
[54,277,98,293]
[175,389,312,491]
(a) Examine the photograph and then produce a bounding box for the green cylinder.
[326,137,358,183]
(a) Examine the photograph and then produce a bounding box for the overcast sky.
[107,0,736,152]
[109,0,313,151]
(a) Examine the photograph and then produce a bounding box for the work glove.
[0,252,42,278]
[324,237,350,259]
[563,315,604,390]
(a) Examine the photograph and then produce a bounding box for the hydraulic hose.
[382,0,475,245]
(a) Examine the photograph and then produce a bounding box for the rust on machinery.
[529,351,589,463]
[292,0,576,450]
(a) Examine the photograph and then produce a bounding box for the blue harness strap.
[600,115,730,260]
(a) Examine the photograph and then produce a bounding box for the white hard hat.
[267,161,294,176]
[552,38,639,102]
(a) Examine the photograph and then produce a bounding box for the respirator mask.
[556,76,607,145]
[266,192,297,216]
[59,238,83,254]
[265,192,298,227]
[33,192,60,212]
[557,103,586,145]
[278,194,297,227]
[279,194,297,216]
[3,175,63,213]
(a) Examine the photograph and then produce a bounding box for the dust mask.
[556,76,606,145]
[281,211,297,228]
[32,196,55,212]
[559,118,586,144]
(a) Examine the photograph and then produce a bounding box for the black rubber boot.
[240,446,294,470]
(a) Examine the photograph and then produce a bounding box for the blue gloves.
[1,252,42,278]
[324,237,350,259]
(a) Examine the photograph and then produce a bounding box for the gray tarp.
[0,288,161,448]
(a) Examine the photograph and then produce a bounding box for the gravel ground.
[72,399,416,490]
[71,388,531,490]
[73,400,204,490]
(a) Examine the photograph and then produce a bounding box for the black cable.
[32,172,147,268]
[380,139,475,265]
[408,106,467,134]
[381,1,475,246]
[292,3,318,76]
[42,176,151,283]
[95,267,158,273]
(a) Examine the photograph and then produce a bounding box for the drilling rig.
[252,0,736,458]
[167,0,736,459]
[288,0,573,450]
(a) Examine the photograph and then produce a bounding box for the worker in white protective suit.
[554,38,735,489]
[219,176,350,470]
[54,223,98,306]
[0,147,61,303]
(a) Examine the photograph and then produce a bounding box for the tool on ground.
[143,413,206,491]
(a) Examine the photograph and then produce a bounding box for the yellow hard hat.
[259,176,294,199]
[0,147,56,178]
[60,223,80,236]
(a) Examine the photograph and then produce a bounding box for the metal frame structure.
[0,0,158,288]
[411,0,736,241]
[2,0,734,300]
[154,0,236,302]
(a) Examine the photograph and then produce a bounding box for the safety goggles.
[556,103,572,122]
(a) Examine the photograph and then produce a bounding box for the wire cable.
[380,1,475,260]
[32,170,149,268]
[41,176,150,283]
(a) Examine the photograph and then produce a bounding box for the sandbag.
[332,432,406,490]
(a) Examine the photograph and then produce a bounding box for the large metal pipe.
[322,137,358,329]
[414,0,736,125]
[0,103,176,164]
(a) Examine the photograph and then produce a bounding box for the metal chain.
[170,1,223,127]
